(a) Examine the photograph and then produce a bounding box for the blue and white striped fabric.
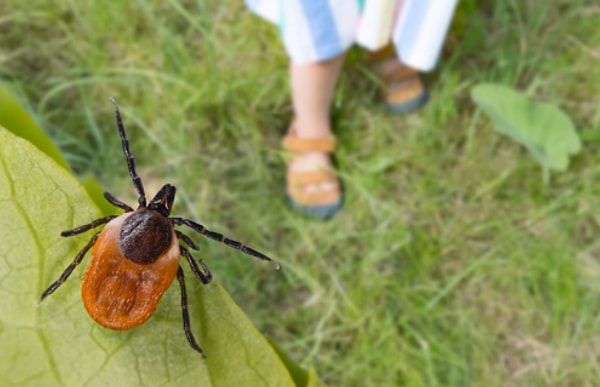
[246,0,364,64]
[246,0,457,71]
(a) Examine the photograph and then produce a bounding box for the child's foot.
[378,58,428,113]
[282,124,342,219]
[367,45,428,113]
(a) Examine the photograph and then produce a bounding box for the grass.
[2,0,600,385]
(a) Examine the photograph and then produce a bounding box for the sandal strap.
[379,63,419,84]
[366,44,419,83]
[366,43,395,63]
[282,134,336,153]
[287,169,337,185]
[290,186,341,207]
[283,123,342,209]
[385,76,425,103]
[287,170,340,206]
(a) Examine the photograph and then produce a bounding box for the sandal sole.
[386,89,429,114]
[287,195,343,220]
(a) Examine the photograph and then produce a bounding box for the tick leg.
[104,191,134,212]
[109,97,147,208]
[39,232,100,302]
[180,246,213,284]
[176,230,200,251]
[176,266,204,356]
[171,217,281,271]
[61,215,117,237]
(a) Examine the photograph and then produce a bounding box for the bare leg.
[290,53,345,140]
[288,53,345,192]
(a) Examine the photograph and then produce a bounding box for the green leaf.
[0,83,69,170]
[264,337,327,387]
[265,336,309,386]
[197,285,295,386]
[306,367,327,387]
[0,83,114,216]
[0,126,295,386]
[471,83,581,171]
[80,174,120,216]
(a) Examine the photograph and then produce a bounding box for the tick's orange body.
[81,212,179,330]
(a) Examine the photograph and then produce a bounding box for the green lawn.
[2,1,600,385]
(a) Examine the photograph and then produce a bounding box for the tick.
[39,98,279,356]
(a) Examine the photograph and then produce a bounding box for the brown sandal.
[367,44,428,113]
[282,125,343,219]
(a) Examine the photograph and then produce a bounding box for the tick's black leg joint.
[176,230,200,250]
[104,192,134,212]
[61,215,117,237]
[39,232,101,302]
[176,266,205,357]
[171,217,281,271]
[109,97,147,208]
[180,245,213,284]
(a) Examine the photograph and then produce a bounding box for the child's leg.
[283,53,345,218]
[290,53,345,139]
[288,53,345,174]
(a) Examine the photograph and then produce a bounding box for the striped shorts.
[246,0,457,71]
